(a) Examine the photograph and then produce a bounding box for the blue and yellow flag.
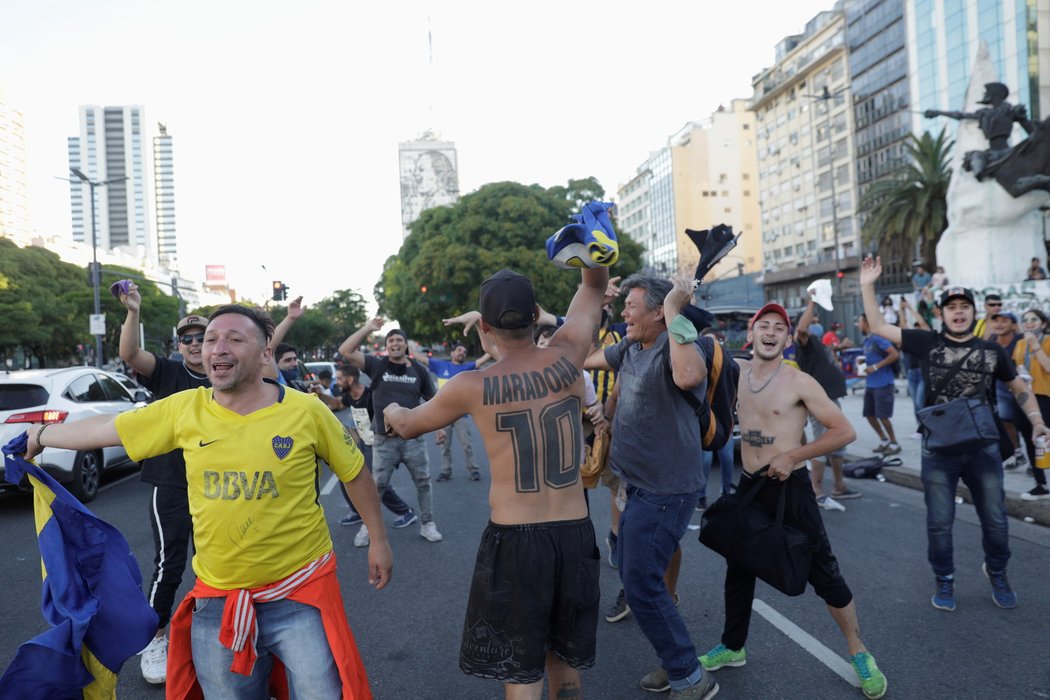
[1,433,158,699]
[546,200,619,269]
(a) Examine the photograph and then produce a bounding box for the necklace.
[746,363,782,393]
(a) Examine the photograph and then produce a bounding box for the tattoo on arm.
[742,430,775,447]
[591,323,600,349]
[1016,390,1030,406]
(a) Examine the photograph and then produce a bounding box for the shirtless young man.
[384,266,607,700]
[698,303,888,700]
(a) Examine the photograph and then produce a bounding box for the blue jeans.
[190,596,341,699]
[700,441,735,498]
[617,486,704,690]
[373,434,434,523]
[920,442,1010,576]
[907,368,924,419]
[340,442,412,517]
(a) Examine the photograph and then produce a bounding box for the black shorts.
[459,517,600,684]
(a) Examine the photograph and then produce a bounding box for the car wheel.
[70,450,101,503]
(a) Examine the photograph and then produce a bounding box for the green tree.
[859,129,953,282]
[375,180,644,343]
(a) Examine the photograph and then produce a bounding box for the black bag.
[916,397,998,454]
[916,346,999,454]
[842,456,901,479]
[698,467,816,596]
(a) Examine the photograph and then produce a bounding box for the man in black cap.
[861,258,1048,613]
[116,282,210,684]
[384,265,608,700]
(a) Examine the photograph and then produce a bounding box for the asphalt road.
[1,421,1048,698]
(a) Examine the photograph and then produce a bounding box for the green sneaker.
[850,651,887,699]
[699,644,746,671]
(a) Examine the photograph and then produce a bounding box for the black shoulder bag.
[915,346,998,454]
[698,467,816,597]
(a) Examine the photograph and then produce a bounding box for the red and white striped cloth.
[219,551,333,675]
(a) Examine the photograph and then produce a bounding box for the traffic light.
[272,280,284,301]
[420,285,428,294]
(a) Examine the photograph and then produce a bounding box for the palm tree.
[859,128,953,283]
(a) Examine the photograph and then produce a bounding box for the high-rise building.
[847,0,910,193]
[906,0,1048,127]
[153,122,177,267]
[751,6,862,308]
[67,105,152,261]
[398,130,459,239]
[0,100,30,243]
[617,101,762,288]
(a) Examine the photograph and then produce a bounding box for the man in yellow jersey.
[385,265,607,700]
[24,305,391,698]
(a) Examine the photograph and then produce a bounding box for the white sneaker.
[1015,450,1029,468]
[354,524,370,548]
[817,495,846,512]
[140,634,167,684]
[420,521,443,542]
[1002,456,1018,470]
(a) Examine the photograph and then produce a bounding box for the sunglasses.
[986,301,1002,307]
[179,333,205,345]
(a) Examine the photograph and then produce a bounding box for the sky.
[0,0,835,313]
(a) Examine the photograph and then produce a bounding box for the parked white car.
[0,367,149,502]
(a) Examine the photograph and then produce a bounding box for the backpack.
[842,456,900,480]
[675,335,740,451]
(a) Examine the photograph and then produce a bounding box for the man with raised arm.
[698,303,886,700]
[582,272,718,700]
[384,266,607,700]
[117,281,210,684]
[338,320,445,542]
[24,304,391,697]
[861,255,1046,612]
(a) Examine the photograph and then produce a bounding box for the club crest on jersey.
[272,435,294,460]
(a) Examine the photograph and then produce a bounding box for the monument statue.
[924,81,1033,180]
[924,43,1049,288]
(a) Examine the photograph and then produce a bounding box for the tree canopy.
[374,178,644,344]
[859,129,953,283]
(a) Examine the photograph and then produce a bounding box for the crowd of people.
[18,246,1050,700]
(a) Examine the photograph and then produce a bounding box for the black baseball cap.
[939,287,976,308]
[479,269,537,330]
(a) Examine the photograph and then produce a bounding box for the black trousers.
[1013,393,1050,487]
[146,485,193,628]
[720,469,853,651]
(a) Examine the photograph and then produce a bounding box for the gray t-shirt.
[605,331,707,495]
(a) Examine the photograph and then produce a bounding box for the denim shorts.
[862,385,895,419]
[460,517,599,683]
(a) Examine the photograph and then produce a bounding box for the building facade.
[67,105,152,261]
[398,130,459,239]
[0,100,30,244]
[153,122,177,268]
[751,6,863,309]
[906,0,1049,128]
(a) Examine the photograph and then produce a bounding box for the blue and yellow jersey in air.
[116,386,363,589]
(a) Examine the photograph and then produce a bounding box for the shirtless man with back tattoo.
[697,302,889,700]
[384,265,607,700]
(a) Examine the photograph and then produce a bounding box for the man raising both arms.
[385,265,607,700]
[699,303,887,700]
[24,305,391,697]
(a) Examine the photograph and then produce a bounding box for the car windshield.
[0,384,50,411]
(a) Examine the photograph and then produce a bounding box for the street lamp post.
[812,86,843,295]
[69,167,126,367]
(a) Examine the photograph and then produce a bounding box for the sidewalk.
[837,379,1050,527]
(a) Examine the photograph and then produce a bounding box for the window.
[67,375,106,402]
[98,375,133,402]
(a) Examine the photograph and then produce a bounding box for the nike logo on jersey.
[199,439,220,447]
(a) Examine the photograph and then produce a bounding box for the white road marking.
[752,599,859,687]
[321,473,339,495]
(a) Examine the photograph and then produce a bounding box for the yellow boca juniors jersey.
[116,386,364,589]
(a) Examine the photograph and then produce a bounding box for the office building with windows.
[0,100,30,244]
[751,5,862,308]
[67,105,152,261]
[153,122,177,267]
